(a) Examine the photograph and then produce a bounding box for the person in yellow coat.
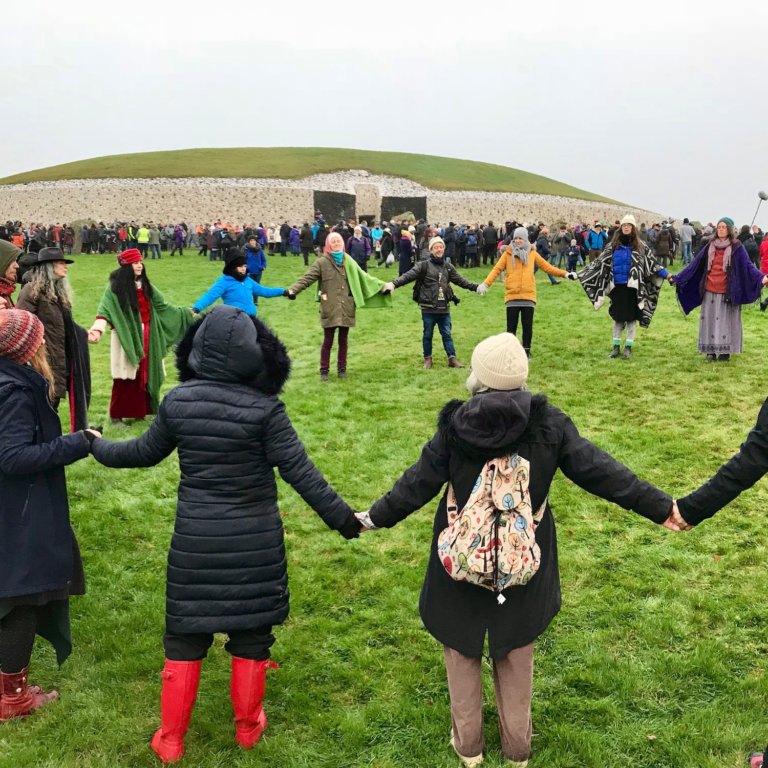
[477,227,577,356]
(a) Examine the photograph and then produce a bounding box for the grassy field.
[0,147,619,204]
[3,250,768,768]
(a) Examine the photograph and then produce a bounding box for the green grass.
[4,250,768,767]
[0,147,620,203]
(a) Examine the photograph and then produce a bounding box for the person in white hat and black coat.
[357,332,677,767]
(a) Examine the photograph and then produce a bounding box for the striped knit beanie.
[0,309,45,365]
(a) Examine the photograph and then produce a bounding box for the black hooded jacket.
[91,305,360,634]
[369,390,671,658]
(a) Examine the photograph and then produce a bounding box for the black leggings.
[163,627,275,662]
[0,605,39,673]
[506,306,535,351]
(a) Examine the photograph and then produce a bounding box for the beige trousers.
[443,643,534,761]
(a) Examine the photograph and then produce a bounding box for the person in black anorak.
[356,332,677,767]
[89,305,362,763]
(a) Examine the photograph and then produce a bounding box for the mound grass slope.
[0,147,620,203]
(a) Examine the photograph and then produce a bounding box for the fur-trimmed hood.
[438,390,549,458]
[175,305,291,395]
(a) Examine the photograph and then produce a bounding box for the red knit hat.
[0,309,45,365]
[117,248,142,266]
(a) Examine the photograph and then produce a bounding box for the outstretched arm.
[263,401,360,538]
[368,431,450,528]
[557,411,672,523]
[677,399,768,526]
[91,404,177,468]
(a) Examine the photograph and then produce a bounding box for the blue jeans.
[681,241,692,264]
[422,312,456,358]
[149,244,161,259]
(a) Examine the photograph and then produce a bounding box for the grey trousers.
[612,320,636,343]
[444,643,534,761]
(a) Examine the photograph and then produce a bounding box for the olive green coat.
[289,253,357,328]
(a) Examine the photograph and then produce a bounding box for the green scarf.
[96,286,193,409]
[343,256,393,309]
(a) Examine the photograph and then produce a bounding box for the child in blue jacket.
[193,248,287,317]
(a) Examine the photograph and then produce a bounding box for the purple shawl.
[674,241,764,315]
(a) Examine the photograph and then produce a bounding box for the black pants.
[0,605,39,673]
[482,243,496,264]
[301,247,312,266]
[163,626,275,662]
[506,306,535,351]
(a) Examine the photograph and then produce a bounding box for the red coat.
[760,238,768,273]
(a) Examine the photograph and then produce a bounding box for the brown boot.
[0,668,59,721]
[447,356,464,368]
[423,356,433,369]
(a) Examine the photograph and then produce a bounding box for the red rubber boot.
[230,657,278,748]
[150,660,202,763]
[0,668,59,721]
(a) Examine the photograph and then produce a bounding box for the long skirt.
[698,291,742,355]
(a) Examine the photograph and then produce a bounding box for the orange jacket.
[483,245,566,303]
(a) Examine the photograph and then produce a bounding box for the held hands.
[476,283,489,295]
[355,510,378,532]
[381,282,396,295]
[566,272,578,281]
[762,275,768,286]
[87,329,102,344]
[661,500,693,532]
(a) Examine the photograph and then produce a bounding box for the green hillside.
[0,147,621,204]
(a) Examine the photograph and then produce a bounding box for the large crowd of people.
[2,206,768,767]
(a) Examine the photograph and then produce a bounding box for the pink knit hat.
[0,309,45,365]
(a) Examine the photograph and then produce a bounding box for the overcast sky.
[3,0,767,225]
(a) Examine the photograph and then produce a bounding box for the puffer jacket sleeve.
[368,431,450,528]
[91,402,177,468]
[263,400,360,539]
[677,398,768,526]
[556,408,672,523]
[0,384,90,474]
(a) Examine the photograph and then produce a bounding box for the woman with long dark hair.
[0,309,99,721]
[578,215,672,358]
[87,248,192,424]
[673,217,768,362]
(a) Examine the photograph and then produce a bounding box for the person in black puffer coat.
[359,332,676,767]
[90,305,361,763]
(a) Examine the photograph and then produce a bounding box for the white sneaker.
[449,734,483,766]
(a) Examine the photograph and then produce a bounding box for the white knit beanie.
[466,332,529,394]
[620,214,637,227]
[428,236,445,252]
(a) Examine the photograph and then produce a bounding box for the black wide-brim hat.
[36,247,74,265]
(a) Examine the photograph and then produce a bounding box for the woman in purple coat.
[169,226,185,257]
[672,217,768,361]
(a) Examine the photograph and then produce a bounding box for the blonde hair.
[28,342,55,401]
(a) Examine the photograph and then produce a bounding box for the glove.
[566,272,578,281]
[382,282,396,294]
[476,283,489,295]
[285,290,296,300]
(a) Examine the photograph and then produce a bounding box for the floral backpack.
[437,454,546,604]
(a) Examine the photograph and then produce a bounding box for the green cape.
[344,257,393,309]
[96,286,193,409]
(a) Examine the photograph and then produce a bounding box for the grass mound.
[0,147,620,203]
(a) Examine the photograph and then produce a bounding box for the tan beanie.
[620,214,637,227]
[428,236,445,252]
[466,332,528,393]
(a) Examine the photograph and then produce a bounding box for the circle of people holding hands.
[3,208,768,767]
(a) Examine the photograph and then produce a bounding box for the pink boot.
[150,660,202,763]
[230,657,278,748]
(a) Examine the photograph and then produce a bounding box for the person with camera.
[382,236,482,369]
